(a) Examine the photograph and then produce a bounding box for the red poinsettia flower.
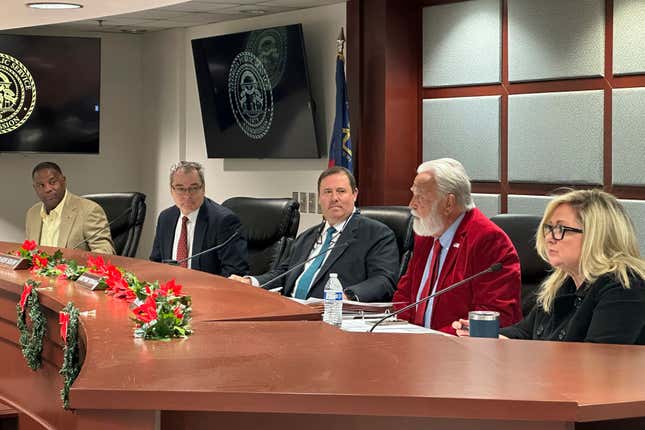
[19,282,33,312]
[21,240,37,252]
[59,312,70,343]
[56,264,68,280]
[133,296,158,323]
[86,255,109,275]
[160,279,183,297]
[32,254,49,268]
[173,305,184,320]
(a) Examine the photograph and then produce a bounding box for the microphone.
[162,230,240,266]
[368,262,503,332]
[258,240,353,289]
[71,206,133,250]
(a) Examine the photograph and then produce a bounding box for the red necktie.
[176,216,189,268]
[414,240,443,327]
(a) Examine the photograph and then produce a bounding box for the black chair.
[222,197,300,276]
[82,192,147,257]
[490,214,551,315]
[359,206,414,279]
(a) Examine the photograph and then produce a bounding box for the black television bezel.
[191,24,321,159]
[0,33,101,154]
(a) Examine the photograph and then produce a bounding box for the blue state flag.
[328,52,353,172]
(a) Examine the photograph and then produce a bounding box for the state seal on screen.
[228,51,274,140]
[0,52,36,135]
[247,27,288,89]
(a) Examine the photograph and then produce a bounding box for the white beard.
[411,208,443,237]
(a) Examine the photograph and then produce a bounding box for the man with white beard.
[392,158,522,334]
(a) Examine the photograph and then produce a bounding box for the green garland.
[59,302,81,410]
[16,280,46,371]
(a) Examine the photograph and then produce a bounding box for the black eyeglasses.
[543,223,583,241]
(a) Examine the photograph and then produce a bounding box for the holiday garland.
[14,240,193,409]
[16,279,46,371]
[59,302,81,410]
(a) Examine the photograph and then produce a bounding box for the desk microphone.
[259,240,353,289]
[163,230,240,266]
[368,262,503,332]
[71,206,133,250]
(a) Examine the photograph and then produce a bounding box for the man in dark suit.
[150,161,249,277]
[230,167,399,302]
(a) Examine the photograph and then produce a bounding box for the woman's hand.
[452,318,470,337]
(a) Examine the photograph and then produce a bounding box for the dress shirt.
[39,190,69,246]
[416,212,465,327]
[171,208,199,268]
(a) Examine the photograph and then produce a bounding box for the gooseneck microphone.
[162,230,240,266]
[258,240,353,289]
[368,262,503,333]
[71,206,133,250]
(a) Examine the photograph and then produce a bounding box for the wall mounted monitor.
[0,34,100,153]
[192,24,320,158]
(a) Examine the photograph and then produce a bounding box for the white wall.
[0,32,145,246]
[139,3,345,258]
[0,3,345,259]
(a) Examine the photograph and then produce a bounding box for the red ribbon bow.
[59,312,70,344]
[19,283,33,312]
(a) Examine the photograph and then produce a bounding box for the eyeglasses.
[543,223,583,241]
[171,184,203,195]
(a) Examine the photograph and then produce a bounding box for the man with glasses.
[393,158,522,333]
[150,161,249,277]
[26,162,115,254]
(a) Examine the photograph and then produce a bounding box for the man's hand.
[229,274,251,285]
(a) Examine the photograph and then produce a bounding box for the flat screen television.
[0,34,100,153]
[192,24,320,158]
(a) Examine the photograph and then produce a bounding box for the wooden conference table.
[1,242,645,430]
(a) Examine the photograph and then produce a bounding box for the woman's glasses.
[543,223,583,241]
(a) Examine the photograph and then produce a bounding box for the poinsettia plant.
[14,242,193,340]
[132,279,192,340]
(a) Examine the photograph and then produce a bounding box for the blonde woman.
[454,189,645,344]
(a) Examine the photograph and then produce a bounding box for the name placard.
[0,253,30,270]
[76,272,106,291]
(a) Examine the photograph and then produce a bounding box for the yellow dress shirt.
[39,190,68,246]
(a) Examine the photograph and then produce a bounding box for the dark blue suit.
[150,198,249,277]
[255,213,399,302]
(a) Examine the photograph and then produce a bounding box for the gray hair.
[169,161,205,186]
[417,158,474,210]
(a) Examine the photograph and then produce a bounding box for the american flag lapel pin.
[453,243,460,248]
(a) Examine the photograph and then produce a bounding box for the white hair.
[417,158,474,211]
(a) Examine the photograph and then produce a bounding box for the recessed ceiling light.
[239,9,266,15]
[120,29,147,34]
[26,2,83,9]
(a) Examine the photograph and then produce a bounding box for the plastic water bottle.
[323,273,343,327]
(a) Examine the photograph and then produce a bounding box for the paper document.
[342,318,450,335]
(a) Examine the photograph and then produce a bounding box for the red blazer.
[393,208,522,334]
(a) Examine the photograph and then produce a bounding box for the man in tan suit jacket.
[25,162,115,255]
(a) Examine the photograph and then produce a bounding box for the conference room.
[2,0,645,429]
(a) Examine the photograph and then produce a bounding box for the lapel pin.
[453,243,460,248]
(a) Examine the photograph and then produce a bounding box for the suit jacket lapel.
[311,215,358,287]
[163,207,180,261]
[57,194,79,248]
[435,210,473,292]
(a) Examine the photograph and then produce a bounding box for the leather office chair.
[359,206,414,279]
[490,214,550,315]
[82,192,147,257]
[222,197,300,276]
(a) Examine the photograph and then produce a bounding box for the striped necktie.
[293,227,336,299]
